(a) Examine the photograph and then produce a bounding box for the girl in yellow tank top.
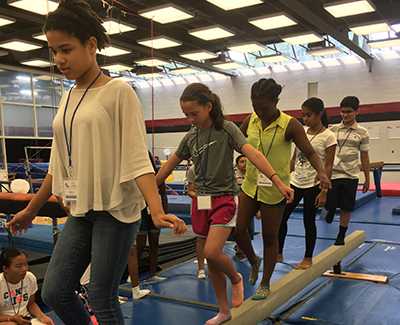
[235,78,330,300]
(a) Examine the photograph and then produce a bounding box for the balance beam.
[225,230,365,325]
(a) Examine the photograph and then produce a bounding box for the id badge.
[197,196,212,210]
[63,179,78,203]
[257,173,273,187]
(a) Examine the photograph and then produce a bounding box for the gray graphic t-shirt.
[176,120,247,195]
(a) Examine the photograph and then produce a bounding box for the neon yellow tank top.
[242,111,292,204]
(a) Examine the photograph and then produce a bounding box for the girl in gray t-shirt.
[157,83,293,325]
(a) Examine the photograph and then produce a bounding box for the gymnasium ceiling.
[0,0,399,83]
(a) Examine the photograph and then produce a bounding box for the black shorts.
[139,208,159,233]
[326,178,358,212]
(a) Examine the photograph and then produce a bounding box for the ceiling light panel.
[139,4,193,24]
[33,33,47,41]
[324,0,375,18]
[180,51,218,61]
[308,46,340,56]
[135,59,169,67]
[350,22,389,35]
[228,42,265,53]
[102,64,131,72]
[170,67,198,75]
[206,0,263,10]
[368,38,400,48]
[283,33,323,45]
[189,26,234,41]
[138,36,182,49]
[249,14,297,30]
[97,46,130,57]
[21,59,53,67]
[0,16,15,27]
[9,0,58,15]
[0,40,41,51]
[102,19,136,35]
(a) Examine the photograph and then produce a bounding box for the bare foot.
[295,258,313,269]
[276,254,283,263]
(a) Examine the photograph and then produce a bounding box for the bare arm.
[290,149,297,173]
[360,151,370,192]
[324,145,337,180]
[7,174,53,234]
[156,153,183,186]
[286,119,330,190]
[136,173,186,234]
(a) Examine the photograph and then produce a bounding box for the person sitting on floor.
[0,248,54,325]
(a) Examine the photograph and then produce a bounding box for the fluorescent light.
[350,22,389,35]
[33,33,47,41]
[171,76,187,85]
[0,16,15,27]
[9,0,58,15]
[213,62,242,70]
[102,64,131,72]
[304,61,322,69]
[368,38,400,48]
[138,36,181,49]
[257,54,289,63]
[97,46,130,57]
[21,59,53,67]
[34,75,53,81]
[283,33,323,45]
[139,4,193,24]
[206,0,262,10]
[228,42,265,53]
[379,50,400,60]
[307,46,340,56]
[0,40,41,51]
[135,58,169,67]
[189,26,234,41]
[160,78,175,87]
[286,62,305,71]
[322,58,341,66]
[16,75,31,82]
[170,67,198,75]
[324,0,375,18]
[271,65,287,73]
[102,19,136,35]
[180,50,218,61]
[340,56,361,65]
[249,13,297,30]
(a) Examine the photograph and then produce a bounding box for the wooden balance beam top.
[0,193,67,218]
[225,230,366,325]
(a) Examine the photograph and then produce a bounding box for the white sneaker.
[197,269,206,279]
[132,286,151,300]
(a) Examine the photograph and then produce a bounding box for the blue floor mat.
[281,243,400,325]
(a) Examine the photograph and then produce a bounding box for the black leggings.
[279,184,320,258]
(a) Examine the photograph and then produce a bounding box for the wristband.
[270,173,277,180]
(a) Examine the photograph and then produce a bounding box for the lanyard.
[63,71,102,173]
[195,128,212,188]
[259,125,278,158]
[297,127,324,165]
[307,126,324,143]
[5,279,23,315]
[337,127,353,154]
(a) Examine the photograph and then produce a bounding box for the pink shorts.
[191,195,237,237]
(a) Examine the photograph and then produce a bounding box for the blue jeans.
[41,211,139,324]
